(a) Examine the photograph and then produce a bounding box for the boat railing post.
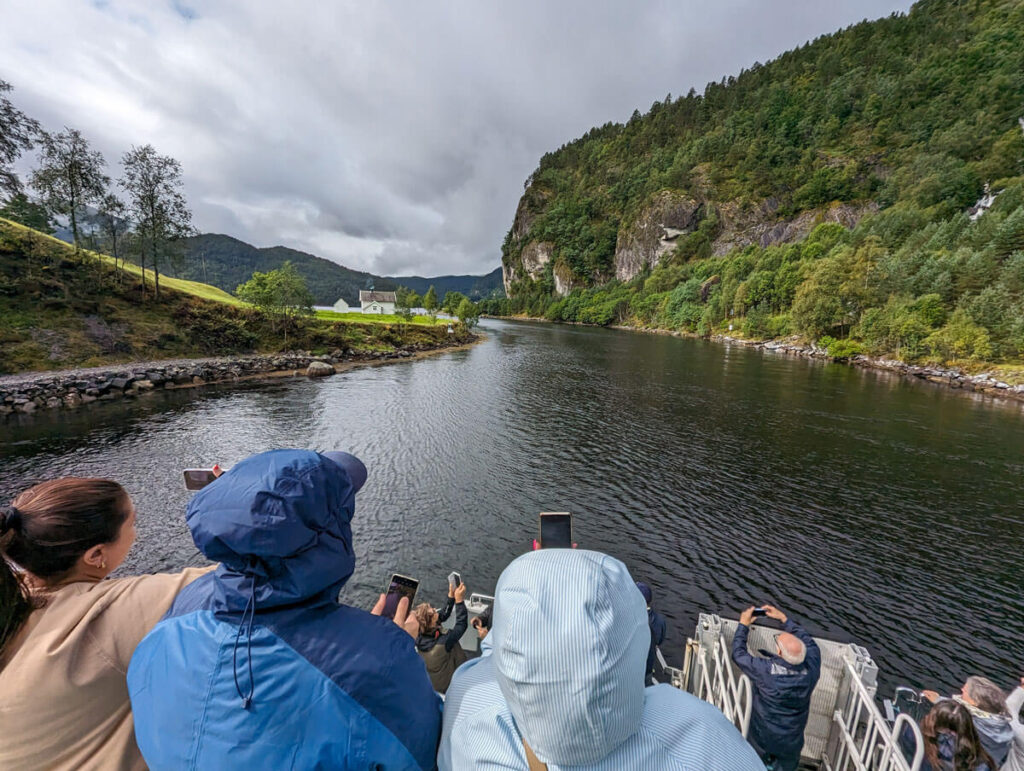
[694,613,722,703]
[823,645,917,771]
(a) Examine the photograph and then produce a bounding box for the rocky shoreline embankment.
[599,319,1024,404]
[1,339,470,416]
[715,334,1024,403]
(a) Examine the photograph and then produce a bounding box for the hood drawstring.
[232,571,258,709]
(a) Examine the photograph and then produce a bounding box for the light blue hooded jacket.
[438,549,762,770]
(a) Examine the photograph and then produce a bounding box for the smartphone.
[382,573,419,619]
[447,571,462,590]
[183,469,218,491]
[538,512,573,549]
[752,608,768,617]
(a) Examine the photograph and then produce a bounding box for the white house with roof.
[359,290,396,314]
[332,298,351,313]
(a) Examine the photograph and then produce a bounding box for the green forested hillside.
[179,234,398,306]
[496,0,1024,366]
[389,268,503,300]
[176,234,502,305]
[0,219,462,374]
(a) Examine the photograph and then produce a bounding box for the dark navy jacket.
[731,619,822,759]
[127,450,441,770]
[645,608,667,682]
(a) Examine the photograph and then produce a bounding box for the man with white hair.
[732,604,821,771]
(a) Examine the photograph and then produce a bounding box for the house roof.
[359,291,396,303]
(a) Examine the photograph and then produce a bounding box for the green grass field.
[315,310,448,326]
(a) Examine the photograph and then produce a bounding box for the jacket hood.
[954,696,1014,744]
[186,449,359,612]
[491,549,648,766]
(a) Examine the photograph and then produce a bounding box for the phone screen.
[383,574,419,619]
[183,469,218,491]
[539,513,572,549]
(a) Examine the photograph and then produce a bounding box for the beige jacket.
[0,567,212,771]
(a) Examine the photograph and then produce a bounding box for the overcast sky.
[2,0,914,277]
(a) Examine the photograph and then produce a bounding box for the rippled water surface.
[2,319,1022,694]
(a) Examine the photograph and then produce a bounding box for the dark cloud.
[1,0,915,276]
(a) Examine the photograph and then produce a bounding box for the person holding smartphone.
[127,450,441,771]
[413,576,469,694]
[732,605,821,771]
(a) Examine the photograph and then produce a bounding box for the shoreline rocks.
[0,339,468,417]
[711,333,1024,403]
[596,322,1024,404]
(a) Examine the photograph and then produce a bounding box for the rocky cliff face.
[614,191,701,281]
[503,188,878,296]
[503,241,553,294]
[710,199,876,256]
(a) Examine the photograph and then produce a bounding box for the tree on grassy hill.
[0,79,40,198]
[0,192,53,232]
[395,286,421,310]
[30,128,108,251]
[120,145,192,300]
[456,297,479,328]
[96,193,129,280]
[442,291,468,315]
[423,285,438,319]
[395,286,419,321]
[236,261,314,345]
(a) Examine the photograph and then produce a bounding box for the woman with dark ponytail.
[920,699,997,771]
[0,478,212,771]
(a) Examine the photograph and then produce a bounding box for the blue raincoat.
[127,450,441,770]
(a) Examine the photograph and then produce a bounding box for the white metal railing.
[675,614,922,771]
[676,615,752,737]
[823,651,922,771]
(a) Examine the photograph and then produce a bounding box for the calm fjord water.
[1,319,1021,694]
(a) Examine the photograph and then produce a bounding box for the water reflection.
[1,320,1021,694]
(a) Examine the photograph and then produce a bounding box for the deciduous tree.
[120,145,192,300]
[0,192,53,232]
[0,79,40,198]
[96,193,129,279]
[236,261,314,346]
[30,128,108,251]
[456,298,479,328]
[423,285,439,319]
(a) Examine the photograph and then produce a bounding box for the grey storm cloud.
[1,0,914,277]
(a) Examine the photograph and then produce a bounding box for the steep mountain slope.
[490,0,1024,369]
[175,234,502,305]
[502,0,1024,298]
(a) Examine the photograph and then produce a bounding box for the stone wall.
[0,346,433,416]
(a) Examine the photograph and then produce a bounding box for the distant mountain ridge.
[158,233,502,305]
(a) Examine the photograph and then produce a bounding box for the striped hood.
[491,549,649,766]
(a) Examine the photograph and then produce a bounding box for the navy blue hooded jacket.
[645,608,667,682]
[127,450,441,770]
[731,619,821,761]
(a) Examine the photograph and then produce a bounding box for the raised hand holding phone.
[371,594,420,638]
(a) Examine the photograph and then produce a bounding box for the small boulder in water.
[306,361,335,378]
